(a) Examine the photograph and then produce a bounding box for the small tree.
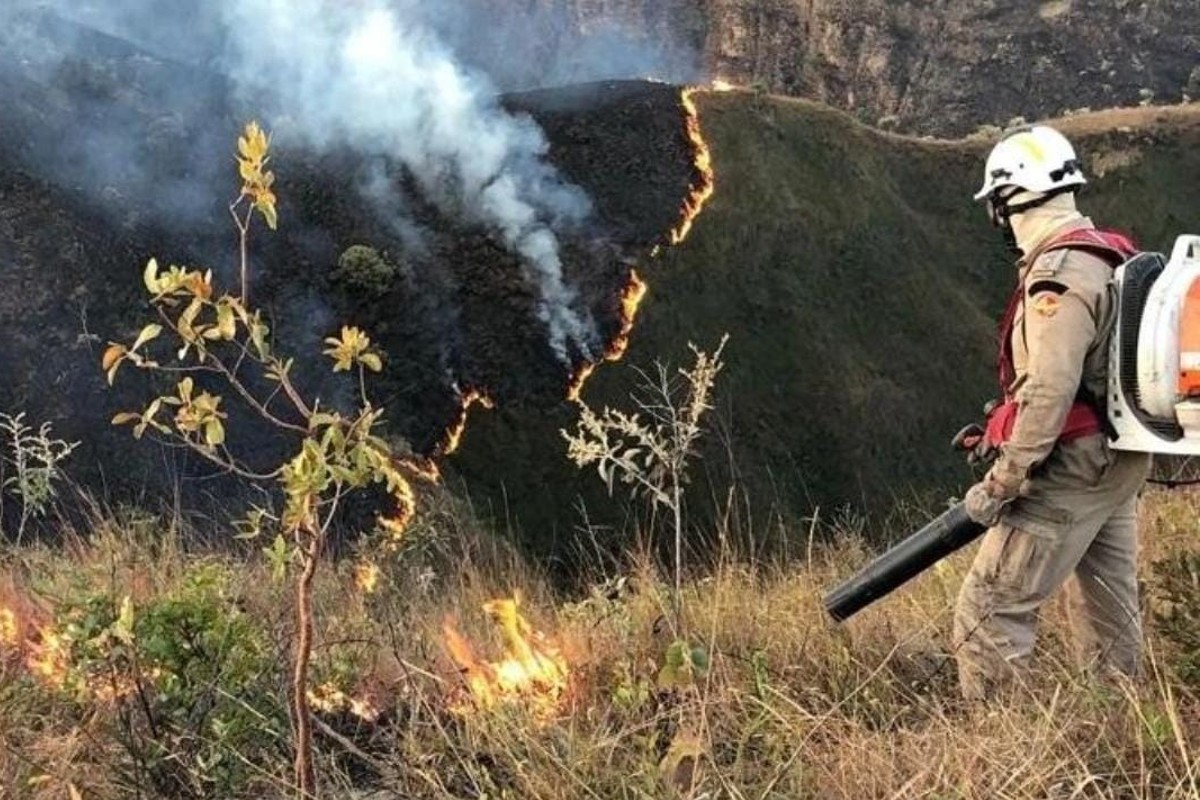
[562,335,728,627]
[104,122,418,797]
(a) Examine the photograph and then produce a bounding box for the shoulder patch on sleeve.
[1028,279,1070,297]
[1029,249,1070,278]
[1031,293,1062,318]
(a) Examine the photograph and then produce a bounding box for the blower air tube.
[822,503,987,623]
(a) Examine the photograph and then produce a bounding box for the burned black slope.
[0,12,701,522]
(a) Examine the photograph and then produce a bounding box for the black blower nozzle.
[822,503,986,622]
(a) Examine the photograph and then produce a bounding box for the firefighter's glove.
[952,398,1003,466]
[963,473,1019,527]
[951,423,997,466]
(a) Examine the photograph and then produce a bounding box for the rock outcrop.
[471,0,1200,137]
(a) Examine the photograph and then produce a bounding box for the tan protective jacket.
[991,219,1118,488]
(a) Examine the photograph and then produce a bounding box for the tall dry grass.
[0,485,1197,799]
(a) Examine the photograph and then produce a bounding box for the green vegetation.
[0,412,78,543]
[334,246,404,297]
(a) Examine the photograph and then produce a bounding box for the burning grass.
[1,489,1199,798]
[567,87,714,404]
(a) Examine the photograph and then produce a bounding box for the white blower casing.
[1108,235,1200,454]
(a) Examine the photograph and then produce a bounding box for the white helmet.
[973,125,1087,201]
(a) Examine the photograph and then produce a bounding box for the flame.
[444,594,569,719]
[437,388,495,457]
[401,455,442,484]
[607,269,648,361]
[26,626,72,688]
[1,598,148,703]
[353,560,380,594]
[670,88,716,246]
[711,78,736,92]
[566,269,648,403]
[567,88,714,402]
[1,598,71,690]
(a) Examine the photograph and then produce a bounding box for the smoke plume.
[0,0,698,363]
[218,0,599,361]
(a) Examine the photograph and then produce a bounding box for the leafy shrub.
[50,562,285,797]
[335,245,403,296]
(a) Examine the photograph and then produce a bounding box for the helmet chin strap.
[988,186,1078,255]
[987,190,1022,254]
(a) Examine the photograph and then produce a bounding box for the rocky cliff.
[475,0,1200,137]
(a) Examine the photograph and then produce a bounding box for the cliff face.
[496,0,1200,136]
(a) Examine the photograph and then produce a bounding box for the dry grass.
[0,487,1198,799]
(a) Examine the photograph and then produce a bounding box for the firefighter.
[953,125,1151,700]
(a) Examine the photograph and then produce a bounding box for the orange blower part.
[1179,276,1200,397]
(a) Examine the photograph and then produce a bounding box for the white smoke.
[218,0,598,362]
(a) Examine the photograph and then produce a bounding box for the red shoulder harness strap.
[988,228,1139,447]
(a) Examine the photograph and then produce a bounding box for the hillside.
[5,10,1200,560]
[0,12,701,531]
[450,92,1200,555]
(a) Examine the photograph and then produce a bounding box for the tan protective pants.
[953,436,1151,700]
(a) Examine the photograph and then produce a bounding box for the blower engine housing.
[1109,235,1200,454]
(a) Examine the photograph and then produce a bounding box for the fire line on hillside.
[431,84,715,436]
[566,87,716,404]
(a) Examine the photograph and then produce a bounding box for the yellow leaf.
[114,596,135,645]
[205,419,226,447]
[178,298,203,342]
[250,319,271,358]
[359,352,382,373]
[238,158,257,183]
[111,412,141,426]
[216,303,236,340]
[143,258,160,294]
[131,323,163,352]
[256,198,278,231]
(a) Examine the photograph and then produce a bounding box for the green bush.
[335,245,403,296]
[52,562,286,797]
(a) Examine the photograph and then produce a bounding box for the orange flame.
[0,607,17,647]
[566,361,596,404]
[670,88,716,246]
[567,87,715,402]
[25,626,72,688]
[607,269,648,362]
[0,599,141,702]
[566,269,648,403]
[437,388,495,457]
[384,389,491,542]
[444,594,569,719]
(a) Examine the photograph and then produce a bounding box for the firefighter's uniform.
[954,219,1151,700]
